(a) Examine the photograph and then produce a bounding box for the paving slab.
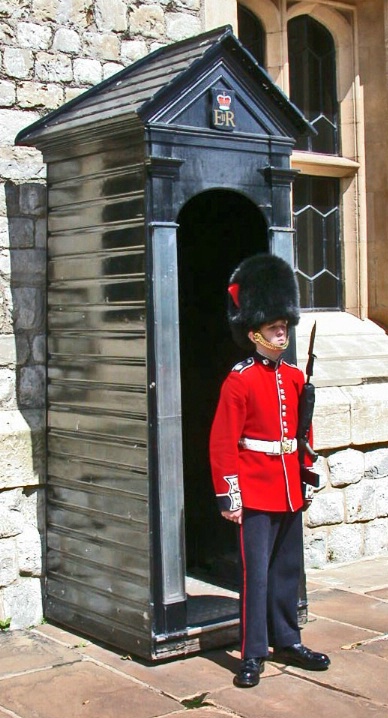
[0,661,181,718]
[209,672,388,718]
[81,642,281,697]
[299,615,381,652]
[307,587,388,633]
[267,648,388,705]
[355,636,388,659]
[32,623,92,649]
[307,557,388,592]
[366,587,388,600]
[0,630,81,677]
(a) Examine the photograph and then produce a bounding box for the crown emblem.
[217,93,232,111]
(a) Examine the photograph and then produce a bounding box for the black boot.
[272,643,330,671]
[233,657,265,688]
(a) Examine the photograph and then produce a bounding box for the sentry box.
[16,26,312,661]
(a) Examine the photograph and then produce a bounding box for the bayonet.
[305,320,316,384]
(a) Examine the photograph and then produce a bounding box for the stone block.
[0,248,11,276]
[9,249,46,285]
[3,47,34,79]
[95,0,127,32]
[35,218,47,248]
[364,519,388,556]
[306,491,344,528]
[17,82,64,110]
[13,287,45,331]
[313,456,328,491]
[120,39,148,64]
[0,409,44,489]
[0,147,45,182]
[0,487,45,529]
[3,181,20,217]
[2,576,43,629]
[345,480,377,523]
[0,109,40,146]
[313,387,351,450]
[19,365,46,409]
[0,284,13,333]
[84,32,120,61]
[103,62,125,79]
[52,28,81,54]
[0,538,18,586]
[15,335,30,365]
[130,5,165,39]
[17,22,52,50]
[0,367,16,407]
[0,336,16,366]
[0,183,5,215]
[32,334,46,363]
[165,11,201,41]
[0,1,12,18]
[64,87,85,103]
[35,52,73,83]
[375,477,388,517]
[364,448,388,479]
[0,507,24,538]
[0,80,16,107]
[32,0,59,22]
[303,529,328,569]
[16,524,42,576]
[175,0,201,8]
[327,523,364,563]
[0,216,9,248]
[328,448,365,487]
[0,20,15,44]
[19,183,46,217]
[348,384,388,444]
[8,217,35,248]
[33,0,90,27]
[73,58,103,86]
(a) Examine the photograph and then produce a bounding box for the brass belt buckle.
[281,439,293,454]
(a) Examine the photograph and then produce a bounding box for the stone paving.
[1,556,388,718]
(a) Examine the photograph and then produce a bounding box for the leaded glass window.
[288,15,339,154]
[293,175,342,309]
[237,3,265,66]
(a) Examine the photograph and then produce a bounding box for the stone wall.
[304,448,388,568]
[0,0,203,630]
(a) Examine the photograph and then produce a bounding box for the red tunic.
[209,353,305,513]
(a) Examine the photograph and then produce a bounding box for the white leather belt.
[239,437,297,455]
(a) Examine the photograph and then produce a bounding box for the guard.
[209,253,330,688]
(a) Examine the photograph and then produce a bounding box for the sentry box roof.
[16,25,312,151]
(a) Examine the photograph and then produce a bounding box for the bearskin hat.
[227,253,300,350]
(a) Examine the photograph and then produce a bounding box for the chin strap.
[252,331,289,352]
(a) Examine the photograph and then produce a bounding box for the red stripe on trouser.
[239,522,247,658]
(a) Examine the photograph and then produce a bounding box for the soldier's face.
[260,320,288,348]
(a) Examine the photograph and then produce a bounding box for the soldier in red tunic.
[209,254,330,688]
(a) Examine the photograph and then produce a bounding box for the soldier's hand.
[221,508,243,524]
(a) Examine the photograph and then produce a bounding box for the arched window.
[288,15,342,309]
[288,15,339,154]
[237,3,265,66]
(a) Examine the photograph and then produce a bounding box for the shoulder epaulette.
[232,357,255,373]
[282,360,298,369]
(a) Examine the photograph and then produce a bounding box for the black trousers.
[238,508,303,659]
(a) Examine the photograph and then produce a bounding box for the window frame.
[236,0,367,320]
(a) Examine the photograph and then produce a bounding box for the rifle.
[297,321,320,489]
